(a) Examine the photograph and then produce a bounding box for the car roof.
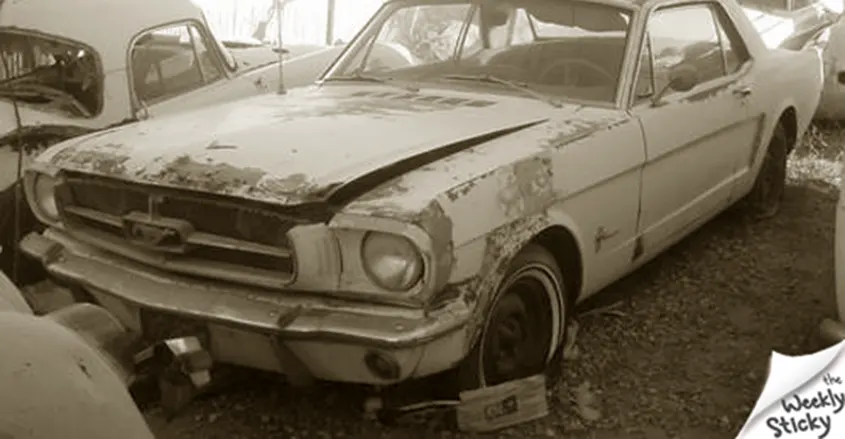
[0,0,206,70]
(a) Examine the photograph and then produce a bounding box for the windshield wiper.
[439,74,561,108]
[322,72,419,92]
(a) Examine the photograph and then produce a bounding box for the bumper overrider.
[20,227,473,385]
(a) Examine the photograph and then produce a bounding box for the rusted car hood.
[39,85,555,206]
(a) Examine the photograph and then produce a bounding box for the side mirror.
[651,65,698,107]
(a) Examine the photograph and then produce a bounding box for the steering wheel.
[538,58,615,87]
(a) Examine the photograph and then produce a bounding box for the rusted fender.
[0,311,155,439]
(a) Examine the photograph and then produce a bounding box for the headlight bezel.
[327,213,448,305]
[32,173,61,222]
[23,166,63,227]
[360,230,425,293]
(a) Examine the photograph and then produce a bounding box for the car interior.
[131,26,222,104]
[359,1,632,103]
[0,31,102,118]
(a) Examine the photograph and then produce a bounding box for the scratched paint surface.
[39,85,556,205]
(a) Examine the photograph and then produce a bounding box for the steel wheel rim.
[479,264,562,387]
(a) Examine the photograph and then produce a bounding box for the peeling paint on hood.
[40,86,555,206]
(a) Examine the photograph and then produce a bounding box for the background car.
[812,15,845,119]
[739,0,839,49]
[18,0,822,393]
[820,167,845,340]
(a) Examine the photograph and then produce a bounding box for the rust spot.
[257,173,338,201]
[51,148,130,175]
[632,236,644,261]
[353,180,410,203]
[415,201,454,287]
[497,156,554,219]
[151,154,266,193]
[464,215,552,346]
[445,169,495,202]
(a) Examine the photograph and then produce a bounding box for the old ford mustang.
[19,0,822,391]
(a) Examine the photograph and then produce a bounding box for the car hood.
[40,85,560,206]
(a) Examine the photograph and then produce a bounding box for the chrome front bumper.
[20,228,473,385]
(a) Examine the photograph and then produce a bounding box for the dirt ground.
[143,126,842,439]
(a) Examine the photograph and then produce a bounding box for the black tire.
[744,123,789,219]
[457,244,569,390]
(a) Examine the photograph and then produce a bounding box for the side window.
[189,25,224,83]
[634,34,655,101]
[647,4,725,96]
[713,7,751,74]
[510,9,535,45]
[131,23,224,104]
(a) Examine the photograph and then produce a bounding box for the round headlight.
[361,232,424,292]
[33,174,60,222]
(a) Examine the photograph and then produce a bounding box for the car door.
[631,2,761,257]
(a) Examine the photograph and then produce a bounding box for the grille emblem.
[121,195,193,253]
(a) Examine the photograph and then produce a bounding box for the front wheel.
[744,123,789,219]
[457,244,569,390]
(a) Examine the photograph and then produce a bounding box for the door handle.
[733,85,753,98]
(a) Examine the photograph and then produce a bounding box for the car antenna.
[275,0,287,95]
[0,52,24,285]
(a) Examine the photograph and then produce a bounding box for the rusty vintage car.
[0,0,349,282]
[19,0,822,391]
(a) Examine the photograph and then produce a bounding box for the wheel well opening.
[780,106,798,154]
[533,226,582,304]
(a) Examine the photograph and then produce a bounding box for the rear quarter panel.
[753,47,822,151]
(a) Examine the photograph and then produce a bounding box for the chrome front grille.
[57,173,300,287]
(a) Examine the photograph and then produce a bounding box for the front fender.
[455,214,555,347]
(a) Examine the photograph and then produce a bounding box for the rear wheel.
[744,123,789,219]
[457,244,569,390]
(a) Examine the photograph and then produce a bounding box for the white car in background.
[737,0,845,120]
[821,171,845,340]
[813,16,845,120]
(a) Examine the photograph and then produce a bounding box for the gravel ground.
[144,127,842,439]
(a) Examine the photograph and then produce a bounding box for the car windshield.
[0,30,102,118]
[324,0,632,104]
